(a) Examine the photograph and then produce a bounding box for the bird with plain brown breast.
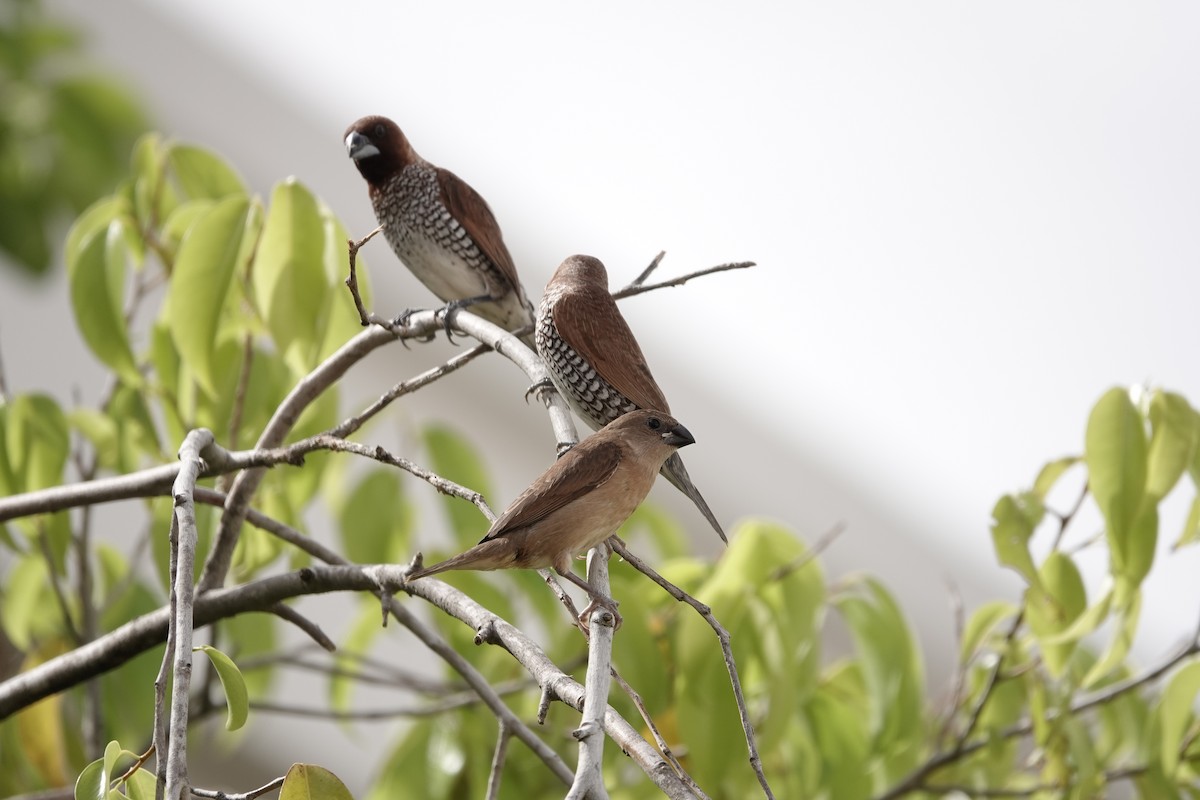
[344,115,536,346]
[405,410,696,625]
[537,254,728,544]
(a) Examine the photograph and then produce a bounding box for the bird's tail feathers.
[660,452,728,544]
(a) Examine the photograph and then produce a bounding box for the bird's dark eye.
[647,417,661,430]
[373,123,386,139]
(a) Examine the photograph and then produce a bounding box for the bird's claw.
[579,596,622,631]
[524,377,554,403]
[434,302,464,345]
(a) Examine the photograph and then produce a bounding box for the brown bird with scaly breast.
[405,410,695,624]
[344,115,536,344]
[536,254,727,543]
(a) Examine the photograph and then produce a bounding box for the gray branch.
[566,544,616,800]
[166,429,213,800]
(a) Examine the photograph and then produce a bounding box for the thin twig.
[609,667,709,799]
[613,261,755,300]
[625,251,667,290]
[767,521,845,582]
[609,539,774,800]
[36,530,81,644]
[345,226,383,327]
[190,775,284,800]
[309,435,495,519]
[485,721,512,800]
[267,603,334,651]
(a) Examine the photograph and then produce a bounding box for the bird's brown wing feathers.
[481,440,623,542]
[436,167,521,293]
[552,289,670,412]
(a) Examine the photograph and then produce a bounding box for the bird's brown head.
[550,254,610,291]
[344,115,417,186]
[609,409,695,464]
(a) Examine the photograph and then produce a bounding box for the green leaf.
[6,394,69,492]
[163,195,252,395]
[1044,586,1112,646]
[123,769,156,800]
[1032,456,1081,500]
[67,220,140,384]
[960,600,1017,663]
[338,470,411,564]
[422,424,493,543]
[101,741,121,791]
[1086,387,1148,575]
[1025,552,1087,677]
[833,576,924,748]
[279,764,354,800]
[1174,495,1200,550]
[1159,661,1200,776]
[167,143,247,200]
[223,612,278,700]
[989,492,1044,590]
[1146,391,1199,502]
[253,179,327,367]
[193,645,249,731]
[130,132,176,229]
[74,757,106,800]
[1082,590,1140,688]
[330,602,385,715]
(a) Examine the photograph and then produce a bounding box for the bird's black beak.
[346,131,379,161]
[662,423,695,448]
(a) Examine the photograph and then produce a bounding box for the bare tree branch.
[566,544,617,800]
[485,721,512,800]
[165,428,213,800]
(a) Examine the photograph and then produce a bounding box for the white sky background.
[2,0,1196,790]
[138,0,1200,641]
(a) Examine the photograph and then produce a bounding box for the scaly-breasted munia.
[536,254,727,543]
[406,410,695,622]
[345,115,535,343]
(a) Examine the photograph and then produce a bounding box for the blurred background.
[3,0,1199,792]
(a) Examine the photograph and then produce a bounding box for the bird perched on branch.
[344,115,535,344]
[536,254,727,543]
[405,410,696,625]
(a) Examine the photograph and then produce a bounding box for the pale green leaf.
[123,769,156,800]
[279,764,354,800]
[1032,456,1081,500]
[1082,590,1140,688]
[989,492,1044,590]
[330,603,386,715]
[253,179,327,364]
[164,195,251,395]
[1173,496,1200,550]
[74,758,106,800]
[1086,387,1148,574]
[960,600,1017,663]
[67,221,140,384]
[6,394,69,492]
[338,470,410,564]
[193,644,249,731]
[1159,661,1200,776]
[833,576,924,747]
[422,424,492,543]
[1025,552,1087,677]
[1146,391,1199,502]
[167,143,247,200]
